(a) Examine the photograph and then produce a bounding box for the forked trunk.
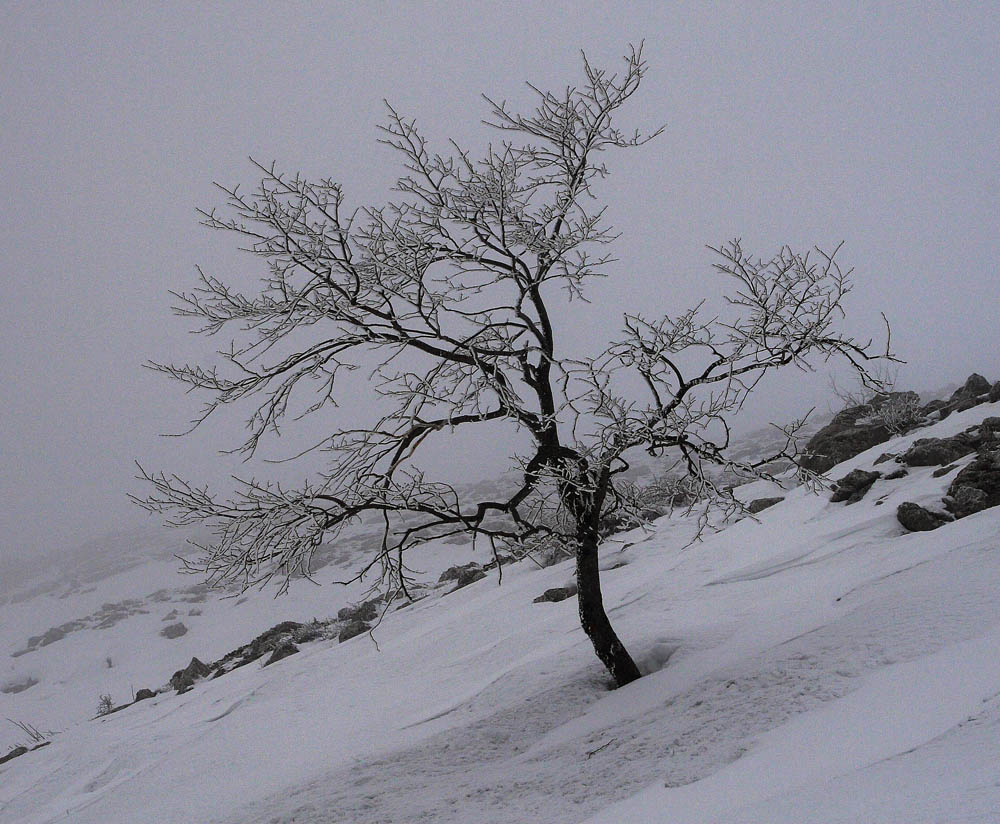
[575,531,642,687]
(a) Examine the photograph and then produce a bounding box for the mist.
[2,2,998,565]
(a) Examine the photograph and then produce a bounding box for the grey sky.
[2,2,998,561]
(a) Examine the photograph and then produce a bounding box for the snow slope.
[1,402,999,823]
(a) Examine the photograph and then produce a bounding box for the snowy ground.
[2,402,999,823]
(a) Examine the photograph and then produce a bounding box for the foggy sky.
[2,2,998,562]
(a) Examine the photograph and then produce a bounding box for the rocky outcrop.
[263,641,299,666]
[160,622,188,639]
[800,392,919,473]
[0,746,29,765]
[338,620,371,642]
[920,373,995,421]
[747,496,784,514]
[947,451,1000,518]
[170,657,211,692]
[830,469,881,503]
[134,688,156,702]
[901,435,977,467]
[438,562,483,583]
[980,417,1000,440]
[896,502,949,532]
[533,585,577,603]
[337,599,379,623]
[453,567,487,589]
[952,373,991,402]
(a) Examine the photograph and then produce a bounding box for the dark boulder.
[945,446,1000,517]
[883,468,907,480]
[39,626,69,647]
[901,436,976,467]
[483,553,515,571]
[337,599,379,623]
[0,746,28,765]
[533,585,578,603]
[453,568,487,589]
[932,463,959,478]
[830,469,881,503]
[134,688,156,702]
[160,622,188,639]
[989,382,1000,403]
[241,621,303,661]
[438,562,483,583]
[800,393,917,473]
[980,417,1000,441]
[949,486,989,518]
[950,373,991,402]
[263,641,299,666]
[747,496,784,514]
[293,622,326,644]
[918,398,950,419]
[338,620,371,642]
[896,502,948,532]
[170,656,211,692]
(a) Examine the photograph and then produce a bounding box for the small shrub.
[96,694,114,716]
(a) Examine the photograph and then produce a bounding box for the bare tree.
[137,46,891,687]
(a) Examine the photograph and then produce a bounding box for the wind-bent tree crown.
[138,45,891,610]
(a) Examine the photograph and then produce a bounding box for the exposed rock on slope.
[896,502,950,532]
[800,392,919,473]
[830,470,881,504]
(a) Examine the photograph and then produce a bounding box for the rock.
[533,585,577,603]
[896,502,948,532]
[883,468,908,480]
[953,397,980,413]
[800,393,917,473]
[916,376,993,424]
[1,676,39,695]
[438,562,483,583]
[337,599,379,623]
[932,463,960,477]
[293,623,326,644]
[830,469,881,503]
[747,496,784,514]
[160,622,188,639]
[263,641,299,666]
[0,746,28,765]
[918,398,949,417]
[901,436,976,467]
[950,486,989,518]
[253,621,301,649]
[338,620,371,642]
[239,621,303,662]
[39,626,68,646]
[169,656,211,692]
[873,452,898,465]
[946,451,1000,517]
[950,373,991,402]
[989,382,1000,403]
[453,568,487,589]
[980,417,1000,440]
[483,552,515,571]
[134,688,156,702]
[162,609,179,621]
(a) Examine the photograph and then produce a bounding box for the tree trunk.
[575,531,642,687]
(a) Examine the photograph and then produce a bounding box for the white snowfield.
[2,403,999,823]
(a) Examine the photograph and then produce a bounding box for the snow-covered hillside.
[2,402,1000,823]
